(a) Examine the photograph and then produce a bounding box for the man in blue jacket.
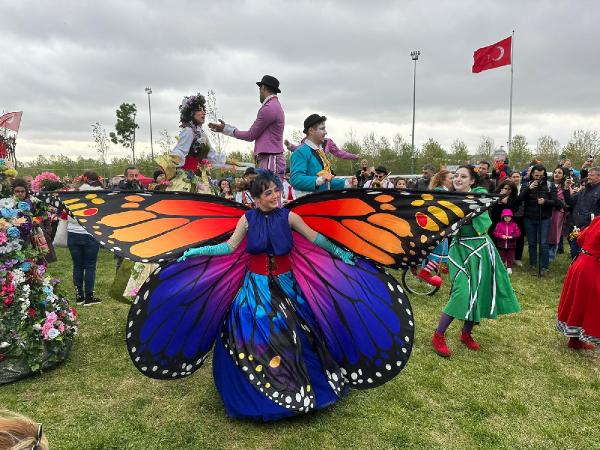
[290,114,355,197]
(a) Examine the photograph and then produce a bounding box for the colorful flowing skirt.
[213,271,346,421]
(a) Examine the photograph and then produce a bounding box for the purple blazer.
[233,96,285,155]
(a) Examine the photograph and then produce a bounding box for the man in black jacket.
[564,167,600,257]
[516,164,557,274]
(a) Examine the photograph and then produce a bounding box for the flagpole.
[508,30,515,152]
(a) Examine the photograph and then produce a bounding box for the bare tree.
[157,128,175,155]
[90,122,110,164]
[205,90,229,154]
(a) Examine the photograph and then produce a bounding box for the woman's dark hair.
[82,170,102,187]
[552,165,567,187]
[528,164,548,181]
[179,93,206,127]
[496,179,518,201]
[11,177,29,195]
[456,165,482,187]
[249,169,283,198]
[218,178,232,192]
[153,169,165,181]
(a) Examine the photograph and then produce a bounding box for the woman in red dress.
[556,216,600,349]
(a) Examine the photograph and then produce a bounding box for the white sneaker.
[514,260,523,267]
[507,268,513,274]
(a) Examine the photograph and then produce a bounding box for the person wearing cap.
[492,208,521,275]
[209,75,286,178]
[289,114,356,196]
[235,167,258,208]
[363,166,394,188]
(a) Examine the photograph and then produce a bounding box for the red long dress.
[556,216,600,344]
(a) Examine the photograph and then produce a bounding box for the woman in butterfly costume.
[51,171,499,420]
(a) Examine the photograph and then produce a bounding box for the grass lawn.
[1,247,599,449]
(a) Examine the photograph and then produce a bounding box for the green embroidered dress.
[443,187,520,322]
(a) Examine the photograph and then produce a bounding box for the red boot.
[568,338,595,350]
[418,269,443,287]
[460,331,481,350]
[432,332,451,357]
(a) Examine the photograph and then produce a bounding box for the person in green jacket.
[432,165,521,357]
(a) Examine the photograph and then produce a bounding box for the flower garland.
[0,194,78,372]
[31,171,64,193]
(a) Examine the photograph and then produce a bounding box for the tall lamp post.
[410,50,420,174]
[145,87,154,160]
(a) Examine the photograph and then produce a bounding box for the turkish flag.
[472,37,512,73]
[0,111,23,132]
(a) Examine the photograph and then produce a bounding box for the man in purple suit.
[209,75,286,178]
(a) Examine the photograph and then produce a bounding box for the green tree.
[535,136,561,168]
[509,135,533,170]
[562,130,600,167]
[449,139,470,165]
[393,134,413,174]
[418,138,447,171]
[109,103,139,164]
[205,90,229,155]
[157,128,175,155]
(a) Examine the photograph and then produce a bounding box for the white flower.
[33,324,42,331]
[47,328,60,340]
[0,341,10,349]
[0,198,15,209]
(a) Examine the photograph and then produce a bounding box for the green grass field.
[1,248,599,449]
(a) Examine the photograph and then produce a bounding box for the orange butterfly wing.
[49,191,247,262]
[288,189,499,269]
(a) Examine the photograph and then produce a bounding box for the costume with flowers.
[0,162,77,384]
[556,216,600,345]
[156,93,225,194]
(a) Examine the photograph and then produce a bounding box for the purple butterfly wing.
[127,240,250,379]
[290,232,414,388]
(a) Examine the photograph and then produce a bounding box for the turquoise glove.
[314,233,356,265]
[177,242,232,262]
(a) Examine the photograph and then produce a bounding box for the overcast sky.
[2,0,599,162]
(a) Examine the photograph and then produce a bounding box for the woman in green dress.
[432,165,520,357]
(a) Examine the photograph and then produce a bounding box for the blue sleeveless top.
[245,208,293,256]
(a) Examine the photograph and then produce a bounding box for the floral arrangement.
[0,158,18,197]
[0,195,77,373]
[31,171,64,192]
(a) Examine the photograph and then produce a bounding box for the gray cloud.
[1,0,599,161]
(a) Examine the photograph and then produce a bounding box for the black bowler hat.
[303,113,327,134]
[375,165,389,175]
[256,75,281,93]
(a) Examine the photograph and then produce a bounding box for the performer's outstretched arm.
[289,212,355,265]
[178,216,248,261]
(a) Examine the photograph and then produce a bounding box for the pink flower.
[0,232,7,245]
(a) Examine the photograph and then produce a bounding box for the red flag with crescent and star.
[472,37,512,73]
[0,111,23,132]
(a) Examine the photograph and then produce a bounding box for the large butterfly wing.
[290,232,414,389]
[44,190,247,262]
[287,188,498,269]
[126,240,250,379]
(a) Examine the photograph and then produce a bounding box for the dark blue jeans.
[67,232,100,297]
[524,218,550,269]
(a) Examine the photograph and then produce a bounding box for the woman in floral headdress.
[156,93,226,193]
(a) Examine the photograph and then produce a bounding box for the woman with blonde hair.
[0,410,48,450]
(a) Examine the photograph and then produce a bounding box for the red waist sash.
[248,253,291,275]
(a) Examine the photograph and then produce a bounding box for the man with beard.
[117,166,142,191]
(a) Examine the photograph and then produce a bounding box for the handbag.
[52,220,68,247]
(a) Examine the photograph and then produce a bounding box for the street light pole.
[410,50,420,174]
[145,87,154,160]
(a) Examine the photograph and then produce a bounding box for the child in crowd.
[493,209,521,274]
